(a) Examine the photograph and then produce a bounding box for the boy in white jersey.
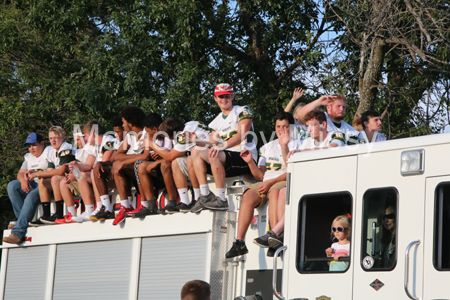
[143,117,221,214]
[191,83,257,212]
[226,112,301,258]
[126,113,175,217]
[297,94,359,142]
[290,110,346,154]
[25,126,76,225]
[357,110,386,144]
[284,87,308,141]
[57,121,117,223]
[90,106,147,224]
[3,133,52,245]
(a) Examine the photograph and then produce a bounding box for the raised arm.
[297,96,334,123]
[284,88,305,113]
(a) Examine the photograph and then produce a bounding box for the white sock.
[217,188,226,201]
[178,188,190,205]
[85,204,95,213]
[94,202,102,212]
[141,200,149,208]
[67,206,77,217]
[100,195,112,212]
[121,199,130,208]
[200,184,209,196]
[193,188,201,201]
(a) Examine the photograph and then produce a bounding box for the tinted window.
[361,188,398,271]
[434,183,450,270]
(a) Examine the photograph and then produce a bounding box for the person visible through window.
[325,215,351,271]
[378,206,396,268]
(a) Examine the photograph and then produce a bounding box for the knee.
[160,161,171,174]
[171,159,179,172]
[137,163,147,175]
[7,180,20,191]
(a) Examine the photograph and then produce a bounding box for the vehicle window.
[297,192,352,273]
[434,183,450,271]
[361,188,398,271]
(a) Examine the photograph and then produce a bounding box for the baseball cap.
[214,83,234,96]
[24,133,44,146]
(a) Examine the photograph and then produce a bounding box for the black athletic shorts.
[205,150,254,178]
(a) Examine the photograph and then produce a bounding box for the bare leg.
[236,190,262,240]
[267,188,281,229]
[39,178,53,203]
[161,160,177,200]
[137,161,156,201]
[190,147,210,186]
[78,173,95,206]
[114,165,133,200]
[51,175,65,200]
[60,179,75,207]
[172,159,188,189]
[186,156,199,188]
[208,152,227,189]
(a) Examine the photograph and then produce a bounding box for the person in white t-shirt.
[141,117,221,215]
[25,126,75,225]
[3,133,52,245]
[284,87,308,141]
[297,94,359,142]
[91,106,147,225]
[356,110,386,144]
[226,112,302,258]
[58,121,117,223]
[190,83,257,212]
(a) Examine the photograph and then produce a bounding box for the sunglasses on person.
[382,213,395,221]
[331,226,348,232]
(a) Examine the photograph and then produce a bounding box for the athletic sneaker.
[7,221,16,229]
[201,196,229,211]
[55,213,76,224]
[190,191,215,213]
[126,204,145,216]
[40,213,64,225]
[90,206,114,221]
[268,236,284,250]
[2,234,22,246]
[71,211,91,223]
[225,240,249,258]
[165,203,179,214]
[112,205,133,225]
[177,202,196,213]
[29,219,46,227]
[253,230,277,248]
[132,207,158,218]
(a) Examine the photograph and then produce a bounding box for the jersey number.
[265,162,282,171]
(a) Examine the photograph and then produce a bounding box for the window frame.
[433,182,450,271]
[296,191,353,274]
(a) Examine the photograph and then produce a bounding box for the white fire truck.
[1,133,450,300]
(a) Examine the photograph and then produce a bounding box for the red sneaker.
[113,206,133,225]
[126,204,144,216]
[55,213,75,224]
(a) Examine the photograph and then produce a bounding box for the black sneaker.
[253,230,277,248]
[267,246,283,257]
[226,240,249,258]
[40,213,63,225]
[29,219,46,227]
[268,236,284,249]
[165,203,179,214]
[178,201,196,213]
[90,206,114,221]
[132,207,158,218]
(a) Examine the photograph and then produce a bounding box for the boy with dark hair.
[143,117,220,214]
[90,106,149,224]
[226,111,301,258]
[127,113,174,217]
[358,110,386,143]
[190,83,258,212]
[180,280,211,300]
[3,133,52,245]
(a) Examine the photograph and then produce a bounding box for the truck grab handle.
[273,245,287,300]
[404,240,420,300]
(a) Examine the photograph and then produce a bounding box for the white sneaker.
[71,211,91,223]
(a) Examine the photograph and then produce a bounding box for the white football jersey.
[126,131,147,155]
[299,131,346,150]
[92,135,117,162]
[21,146,52,182]
[47,142,76,168]
[258,139,302,181]
[75,143,96,164]
[356,131,387,144]
[173,121,214,152]
[209,105,257,160]
[293,122,308,141]
[325,112,359,141]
